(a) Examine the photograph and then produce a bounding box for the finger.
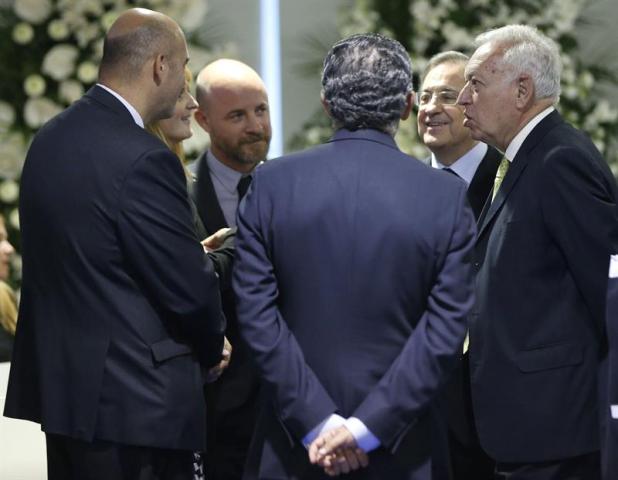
[317,429,348,459]
[335,450,350,474]
[325,453,341,476]
[342,447,359,471]
[356,448,369,468]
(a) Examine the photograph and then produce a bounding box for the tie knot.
[237,175,252,200]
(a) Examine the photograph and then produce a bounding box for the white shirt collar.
[96,83,144,128]
[431,142,488,186]
[504,106,554,163]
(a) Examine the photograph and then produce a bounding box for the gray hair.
[321,33,413,136]
[421,51,469,84]
[475,25,561,104]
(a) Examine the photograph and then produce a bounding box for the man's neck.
[210,146,256,175]
[432,140,478,167]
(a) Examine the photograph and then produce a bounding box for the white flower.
[47,19,70,40]
[0,132,27,179]
[42,44,80,81]
[0,101,15,134]
[173,0,209,32]
[77,62,99,84]
[23,74,46,97]
[101,11,120,31]
[0,180,19,203]
[9,210,20,232]
[12,22,34,44]
[75,22,101,48]
[59,80,84,104]
[23,97,63,128]
[14,0,52,24]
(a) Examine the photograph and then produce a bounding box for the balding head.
[100,8,184,81]
[194,59,271,174]
[98,8,189,125]
[195,59,266,111]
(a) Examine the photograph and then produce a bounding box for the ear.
[153,53,166,86]
[194,108,211,133]
[320,91,331,118]
[400,92,414,120]
[515,74,534,110]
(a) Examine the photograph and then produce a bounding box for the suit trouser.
[45,433,194,480]
[494,451,600,480]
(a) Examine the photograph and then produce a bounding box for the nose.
[457,83,471,106]
[186,93,198,111]
[245,113,264,134]
[0,240,14,257]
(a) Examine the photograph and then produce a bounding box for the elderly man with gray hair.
[457,25,618,479]
[232,33,476,479]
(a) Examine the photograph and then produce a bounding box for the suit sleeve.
[352,182,477,451]
[541,145,618,344]
[232,171,338,442]
[117,148,225,368]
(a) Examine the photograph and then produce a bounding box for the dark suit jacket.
[189,153,260,459]
[439,145,500,448]
[470,110,618,462]
[3,86,226,451]
[233,128,477,479]
[601,270,618,480]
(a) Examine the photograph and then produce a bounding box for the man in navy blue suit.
[4,8,228,480]
[233,33,477,479]
[457,25,618,479]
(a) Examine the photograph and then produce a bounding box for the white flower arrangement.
[0,0,215,179]
[1,0,224,287]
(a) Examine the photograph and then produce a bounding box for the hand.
[309,426,369,476]
[201,228,232,252]
[204,336,232,383]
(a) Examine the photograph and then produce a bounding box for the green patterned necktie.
[492,157,510,202]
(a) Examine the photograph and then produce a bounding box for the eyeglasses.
[416,89,460,107]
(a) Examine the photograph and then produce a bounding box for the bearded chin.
[238,141,268,164]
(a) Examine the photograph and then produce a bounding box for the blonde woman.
[0,213,17,362]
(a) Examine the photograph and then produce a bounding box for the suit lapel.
[193,152,228,234]
[467,146,501,221]
[477,111,563,239]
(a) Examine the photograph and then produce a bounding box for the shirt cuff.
[345,417,380,453]
[302,413,346,449]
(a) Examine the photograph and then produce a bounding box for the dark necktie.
[442,167,460,178]
[237,175,252,200]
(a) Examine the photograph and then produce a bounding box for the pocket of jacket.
[150,338,193,363]
[516,342,583,372]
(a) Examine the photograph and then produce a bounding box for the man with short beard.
[190,58,272,480]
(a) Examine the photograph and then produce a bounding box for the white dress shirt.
[431,142,488,186]
[504,106,555,164]
[206,151,244,227]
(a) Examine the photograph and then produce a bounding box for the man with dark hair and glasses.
[417,51,500,220]
[417,51,500,480]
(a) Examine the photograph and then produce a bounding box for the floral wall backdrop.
[290,0,618,176]
[0,0,227,288]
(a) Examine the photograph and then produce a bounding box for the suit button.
[473,262,480,268]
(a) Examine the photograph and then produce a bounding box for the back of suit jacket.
[4,86,226,451]
[470,111,618,462]
[233,128,477,479]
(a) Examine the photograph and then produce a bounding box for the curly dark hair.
[321,33,413,136]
